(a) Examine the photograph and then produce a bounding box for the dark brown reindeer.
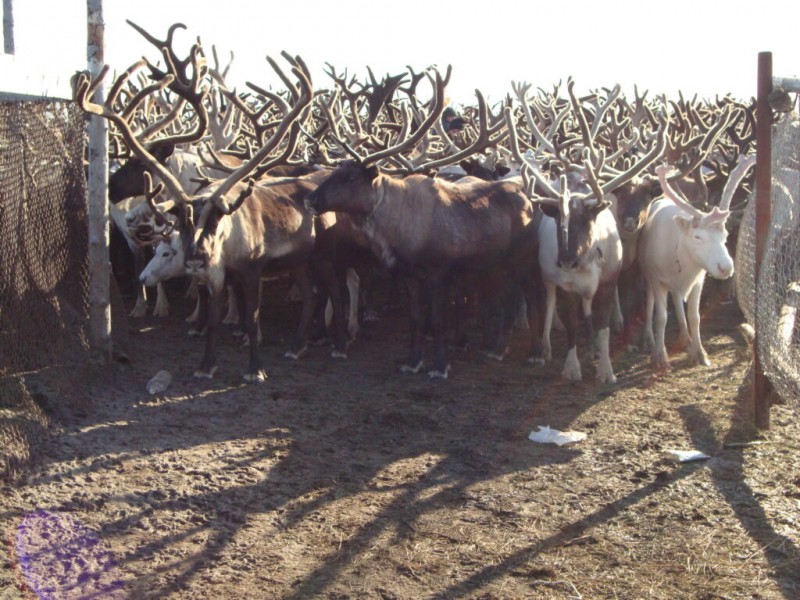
[305,69,535,378]
[75,24,317,382]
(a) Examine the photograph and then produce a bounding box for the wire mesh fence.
[736,110,800,410]
[0,99,90,480]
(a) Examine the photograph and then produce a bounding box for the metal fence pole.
[753,52,773,429]
[87,0,111,357]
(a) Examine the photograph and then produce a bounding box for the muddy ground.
[2,279,799,599]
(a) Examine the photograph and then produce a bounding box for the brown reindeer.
[306,71,535,378]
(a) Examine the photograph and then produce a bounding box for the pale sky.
[3,0,799,105]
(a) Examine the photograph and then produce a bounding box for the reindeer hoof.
[690,354,711,367]
[243,370,267,383]
[427,364,451,379]
[188,327,206,337]
[400,360,424,374]
[129,305,147,318]
[651,354,671,372]
[485,348,508,362]
[527,356,546,366]
[597,371,618,384]
[331,350,348,360]
[193,366,217,379]
[284,345,308,360]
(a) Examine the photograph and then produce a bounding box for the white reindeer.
[638,154,756,370]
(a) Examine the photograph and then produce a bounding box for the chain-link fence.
[736,111,800,410]
[0,100,91,480]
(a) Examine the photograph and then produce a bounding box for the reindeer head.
[611,177,661,239]
[139,231,184,286]
[655,154,755,280]
[305,160,379,216]
[538,175,612,270]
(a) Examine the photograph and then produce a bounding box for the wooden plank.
[772,76,800,93]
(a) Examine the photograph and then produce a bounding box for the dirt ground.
[2,279,799,600]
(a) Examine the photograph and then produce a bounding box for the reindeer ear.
[365,165,380,181]
[182,203,194,227]
[673,213,694,233]
[152,144,176,163]
[593,199,612,213]
[539,203,560,219]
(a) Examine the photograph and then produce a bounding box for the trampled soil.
[2,280,799,599]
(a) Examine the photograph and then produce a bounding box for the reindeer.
[638,154,756,370]
[106,24,246,321]
[505,79,669,383]
[609,101,739,341]
[74,21,319,382]
[306,69,533,378]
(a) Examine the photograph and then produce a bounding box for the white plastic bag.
[664,449,710,463]
[146,370,172,395]
[528,425,587,446]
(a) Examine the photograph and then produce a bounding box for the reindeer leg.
[129,247,148,317]
[152,282,169,317]
[593,282,618,383]
[400,275,424,374]
[242,275,266,382]
[484,270,510,361]
[285,266,314,360]
[188,286,209,337]
[560,290,582,381]
[641,283,655,354]
[345,267,360,341]
[450,277,470,351]
[671,290,691,351]
[184,277,200,323]
[524,276,546,366]
[610,286,624,334]
[194,284,220,379]
[222,284,240,325]
[542,282,557,361]
[328,266,351,358]
[651,284,671,371]
[685,279,710,366]
[427,275,450,379]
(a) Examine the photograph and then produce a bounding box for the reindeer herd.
[73,21,756,383]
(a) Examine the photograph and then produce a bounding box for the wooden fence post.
[86,0,111,357]
[753,51,773,429]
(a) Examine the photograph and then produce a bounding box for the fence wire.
[736,111,800,409]
[0,100,90,480]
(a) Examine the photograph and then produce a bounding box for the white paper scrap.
[664,449,711,463]
[528,425,587,446]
